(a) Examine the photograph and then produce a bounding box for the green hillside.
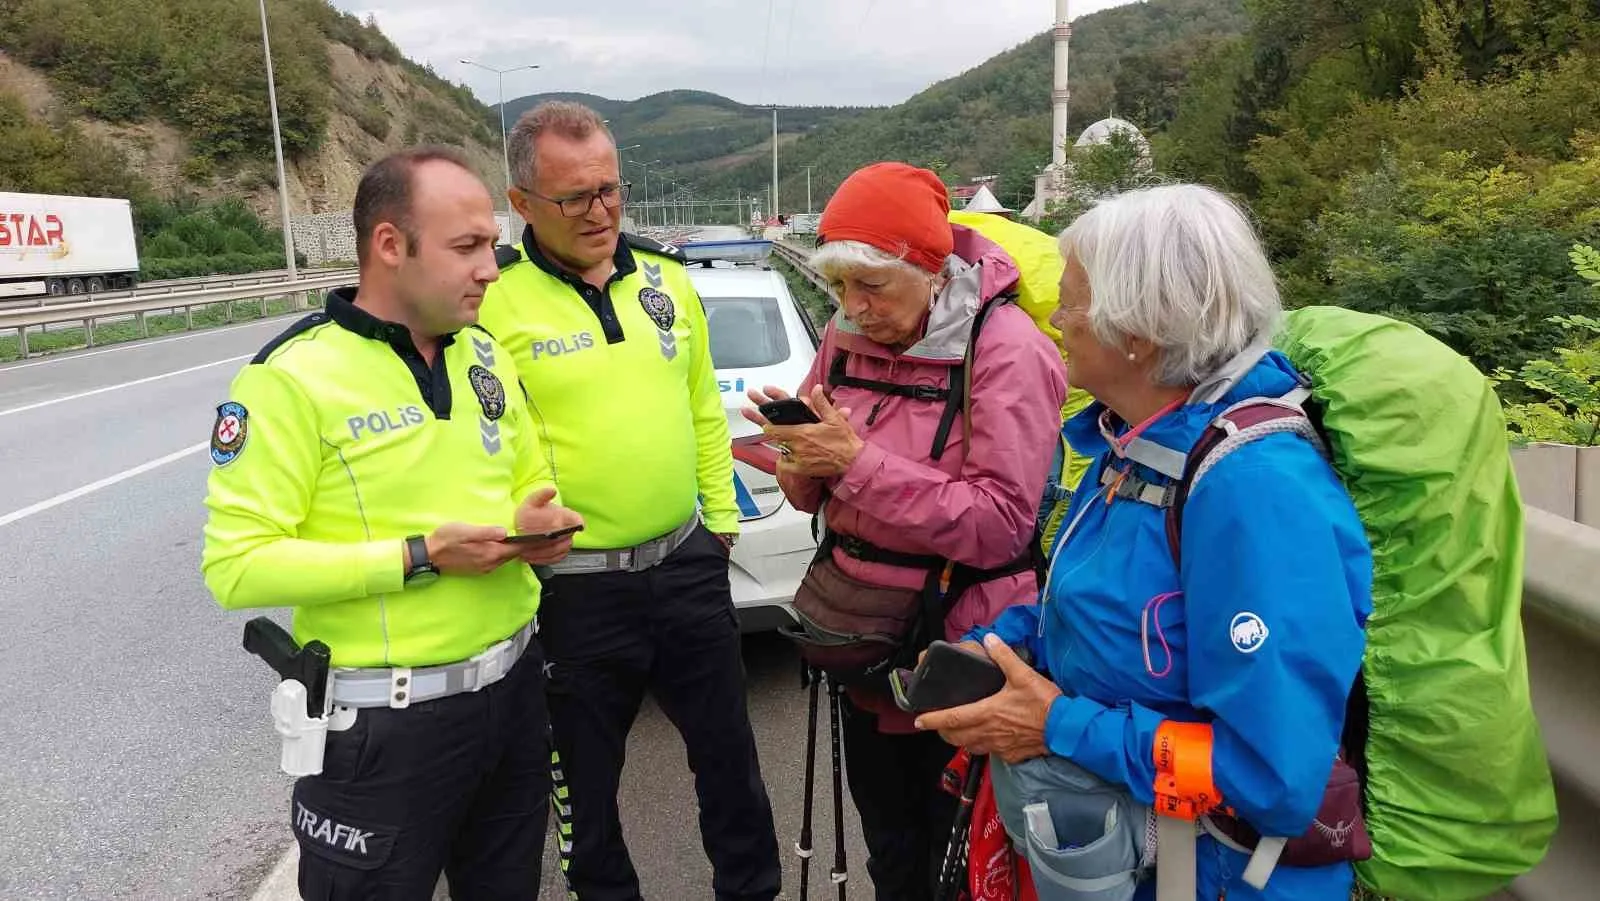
[0,0,495,162]
[499,89,870,186]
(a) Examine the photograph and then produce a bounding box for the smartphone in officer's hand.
[503,524,583,544]
[759,397,821,426]
[890,640,1007,714]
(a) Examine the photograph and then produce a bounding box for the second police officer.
[477,101,783,901]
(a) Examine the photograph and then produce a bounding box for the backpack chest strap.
[1099,464,1178,508]
[827,350,953,401]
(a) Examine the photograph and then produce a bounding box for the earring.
[1127,352,1138,362]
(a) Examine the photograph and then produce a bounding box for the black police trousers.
[291,634,550,901]
[540,523,781,901]
[840,692,960,901]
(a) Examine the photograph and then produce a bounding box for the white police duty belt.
[268,620,536,778]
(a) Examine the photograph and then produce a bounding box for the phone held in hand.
[502,523,583,544]
[890,640,1007,714]
[758,397,821,426]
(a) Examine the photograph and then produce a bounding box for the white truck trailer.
[0,192,140,299]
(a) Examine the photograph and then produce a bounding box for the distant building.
[1074,116,1151,160]
[962,185,1015,217]
[1023,116,1154,221]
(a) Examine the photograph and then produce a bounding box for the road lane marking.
[0,316,292,372]
[0,355,250,418]
[0,442,207,529]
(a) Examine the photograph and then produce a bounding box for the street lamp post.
[459,59,539,205]
[617,144,641,226]
[629,160,661,229]
[257,0,297,282]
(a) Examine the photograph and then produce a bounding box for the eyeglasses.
[518,182,632,218]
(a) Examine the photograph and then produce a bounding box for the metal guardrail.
[767,243,1597,900]
[771,240,830,296]
[0,267,358,311]
[0,271,356,356]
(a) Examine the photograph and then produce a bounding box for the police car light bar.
[679,240,774,266]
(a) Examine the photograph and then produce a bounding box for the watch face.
[406,567,440,588]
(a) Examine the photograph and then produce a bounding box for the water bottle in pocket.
[991,755,1154,901]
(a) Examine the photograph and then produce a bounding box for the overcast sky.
[335,0,1138,108]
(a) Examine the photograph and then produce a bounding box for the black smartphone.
[503,524,583,544]
[890,640,1007,714]
[759,397,821,426]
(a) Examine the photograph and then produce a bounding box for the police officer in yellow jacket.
[477,101,780,901]
[201,147,583,900]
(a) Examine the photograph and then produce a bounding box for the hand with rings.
[741,385,864,478]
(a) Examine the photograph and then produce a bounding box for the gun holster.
[243,617,335,777]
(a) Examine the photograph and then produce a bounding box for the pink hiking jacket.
[779,224,1067,730]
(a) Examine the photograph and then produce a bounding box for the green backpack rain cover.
[1278,306,1558,900]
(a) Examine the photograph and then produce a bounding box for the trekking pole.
[827,674,849,900]
[937,753,987,901]
[797,664,820,901]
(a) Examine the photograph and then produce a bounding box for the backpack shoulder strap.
[1164,389,1325,568]
[931,293,1017,460]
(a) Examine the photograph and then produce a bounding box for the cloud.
[338,0,1137,108]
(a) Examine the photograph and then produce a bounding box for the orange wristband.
[1152,720,1224,819]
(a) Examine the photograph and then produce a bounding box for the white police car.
[684,238,822,632]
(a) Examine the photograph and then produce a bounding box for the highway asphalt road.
[0,311,872,899]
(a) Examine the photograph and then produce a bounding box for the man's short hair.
[507,101,613,189]
[352,145,474,265]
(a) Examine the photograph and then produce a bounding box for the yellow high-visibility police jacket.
[476,230,738,549]
[201,288,557,668]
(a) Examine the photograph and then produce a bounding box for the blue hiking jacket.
[971,352,1373,900]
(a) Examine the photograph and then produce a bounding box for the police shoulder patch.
[211,401,249,465]
[494,243,522,270]
[467,364,506,421]
[623,231,687,264]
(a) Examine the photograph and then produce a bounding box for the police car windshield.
[703,297,791,369]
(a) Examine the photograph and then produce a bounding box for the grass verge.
[0,297,317,363]
[770,254,835,332]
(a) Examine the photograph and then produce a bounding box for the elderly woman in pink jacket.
[745,162,1067,901]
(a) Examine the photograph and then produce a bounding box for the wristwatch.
[404,534,440,587]
[717,532,739,550]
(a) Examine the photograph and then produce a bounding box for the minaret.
[1051,0,1071,169]
[1028,0,1072,222]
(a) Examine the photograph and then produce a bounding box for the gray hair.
[809,240,944,282]
[507,101,613,189]
[1058,184,1281,387]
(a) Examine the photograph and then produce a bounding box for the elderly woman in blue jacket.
[916,184,1373,900]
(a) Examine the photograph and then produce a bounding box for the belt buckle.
[467,637,513,691]
[624,545,651,573]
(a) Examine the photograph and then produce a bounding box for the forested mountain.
[500,90,868,179]
[689,0,1251,212]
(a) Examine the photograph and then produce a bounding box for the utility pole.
[803,165,815,213]
[761,105,781,220]
[258,0,297,281]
